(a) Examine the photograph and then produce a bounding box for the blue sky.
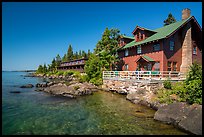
[2,2,202,71]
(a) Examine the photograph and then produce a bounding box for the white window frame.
[125,49,129,56]
[137,45,141,54]
[170,40,174,51]
[193,46,197,55]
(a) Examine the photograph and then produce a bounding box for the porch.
[102,71,186,82]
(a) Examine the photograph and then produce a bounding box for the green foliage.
[89,77,103,86]
[184,62,202,104]
[55,54,61,67]
[171,82,187,102]
[73,86,80,90]
[157,88,174,104]
[56,71,64,76]
[62,54,67,62]
[185,62,202,85]
[185,79,202,104]
[73,71,81,78]
[36,65,44,74]
[163,13,176,26]
[163,79,172,89]
[63,70,74,76]
[157,62,202,105]
[67,44,73,61]
[84,53,103,86]
[79,74,89,83]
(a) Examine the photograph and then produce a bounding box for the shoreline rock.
[154,102,202,135]
[102,80,202,135]
[20,84,34,88]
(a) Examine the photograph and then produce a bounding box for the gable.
[119,16,200,51]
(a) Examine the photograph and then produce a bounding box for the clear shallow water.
[2,71,188,135]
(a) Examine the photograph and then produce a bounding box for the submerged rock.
[10,91,21,93]
[20,84,34,88]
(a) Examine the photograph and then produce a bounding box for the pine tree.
[37,65,43,73]
[79,50,82,59]
[67,44,73,61]
[55,54,61,67]
[87,49,91,58]
[43,63,47,73]
[62,54,67,62]
[163,13,177,26]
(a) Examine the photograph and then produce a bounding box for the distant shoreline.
[2,70,36,72]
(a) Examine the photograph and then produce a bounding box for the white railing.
[103,71,186,81]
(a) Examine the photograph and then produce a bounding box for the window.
[147,63,152,71]
[137,34,139,40]
[170,40,174,51]
[125,49,129,56]
[167,61,172,71]
[173,62,177,71]
[154,62,160,71]
[140,33,143,40]
[153,44,160,51]
[124,64,128,71]
[137,45,142,54]
[193,46,197,55]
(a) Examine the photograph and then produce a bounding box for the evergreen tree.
[82,50,87,58]
[87,49,91,58]
[55,54,61,67]
[51,58,56,71]
[36,65,43,73]
[43,63,47,73]
[163,13,177,26]
[62,54,67,62]
[79,50,82,59]
[67,44,73,61]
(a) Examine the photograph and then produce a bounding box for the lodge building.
[117,8,202,74]
[57,58,88,72]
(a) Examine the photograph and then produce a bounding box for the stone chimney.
[182,8,191,20]
[180,8,192,74]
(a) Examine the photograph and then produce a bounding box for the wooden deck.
[103,71,186,82]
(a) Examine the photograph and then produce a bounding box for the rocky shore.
[28,73,99,98]
[23,73,202,135]
[102,79,202,135]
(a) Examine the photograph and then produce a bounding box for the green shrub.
[73,71,81,78]
[163,79,172,89]
[156,88,174,104]
[79,74,89,83]
[56,71,64,76]
[185,79,202,104]
[171,82,187,101]
[74,86,80,90]
[90,77,102,86]
[63,70,74,76]
[184,62,202,105]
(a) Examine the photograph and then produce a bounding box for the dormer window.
[125,49,129,56]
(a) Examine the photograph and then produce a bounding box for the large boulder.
[154,102,202,135]
[37,82,98,98]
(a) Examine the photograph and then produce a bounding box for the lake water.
[2,71,188,135]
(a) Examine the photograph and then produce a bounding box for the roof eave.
[166,16,195,39]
